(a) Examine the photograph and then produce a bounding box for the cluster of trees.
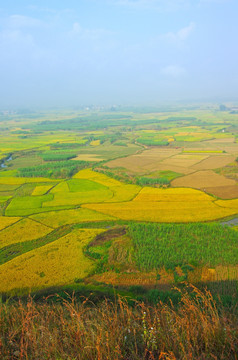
[17,160,92,178]
[135,176,170,186]
[50,142,86,150]
[39,151,77,161]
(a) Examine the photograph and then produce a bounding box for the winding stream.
[0,155,12,168]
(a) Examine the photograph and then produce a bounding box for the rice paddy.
[0,218,51,249]
[0,107,237,295]
[0,228,103,293]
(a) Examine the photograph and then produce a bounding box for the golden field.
[30,208,117,228]
[0,218,52,249]
[0,228,103,293]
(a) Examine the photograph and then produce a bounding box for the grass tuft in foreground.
[0,286,237,359]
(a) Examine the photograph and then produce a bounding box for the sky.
[0,0,237,108]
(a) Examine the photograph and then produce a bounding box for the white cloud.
[7,15,43,29]
[161,65,186,77]
[69,22,113,41]
[163,22,195,42]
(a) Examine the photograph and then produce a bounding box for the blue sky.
[0,0,237,107]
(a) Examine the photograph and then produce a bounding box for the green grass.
[0,184,20,191]
[67,179,108,192]
[0,196,12,203]
[5,194,53,216]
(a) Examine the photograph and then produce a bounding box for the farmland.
[0,105,237,299]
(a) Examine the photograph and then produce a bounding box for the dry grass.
[0,286,237,359]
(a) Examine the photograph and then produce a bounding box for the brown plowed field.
[105,148,180,173]
[209,137,235,143]
[171,170,236,197]
[205,185,238,199]
[160,154,209,168]
[191,155,235,170]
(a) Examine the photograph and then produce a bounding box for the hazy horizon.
[0,0,238,108]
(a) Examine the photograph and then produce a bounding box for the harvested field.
[171,170,236,191]
[105,148,180,173]
[148,163,194,175]
[205,185,238,199]
[191,155,236,170]
[159,154,209,168]
[209,137,235,143]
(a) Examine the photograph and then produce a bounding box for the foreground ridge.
[0,285,237,360]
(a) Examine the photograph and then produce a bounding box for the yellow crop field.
[0,216,20,231]
[215,199,238,209]
[0,218,52,249]
[0,177,57,185]
[90,140,100,146]
[73,169,141,202]
[50,181,69,193]
[83,200,238,222]
[0,228,103,293]
[30,208,117,228]
[73,169,122,187]
[133,187,214,202]
[105,184,141,202]
[32,185,54,196]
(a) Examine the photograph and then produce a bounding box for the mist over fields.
[0,0,238,108]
